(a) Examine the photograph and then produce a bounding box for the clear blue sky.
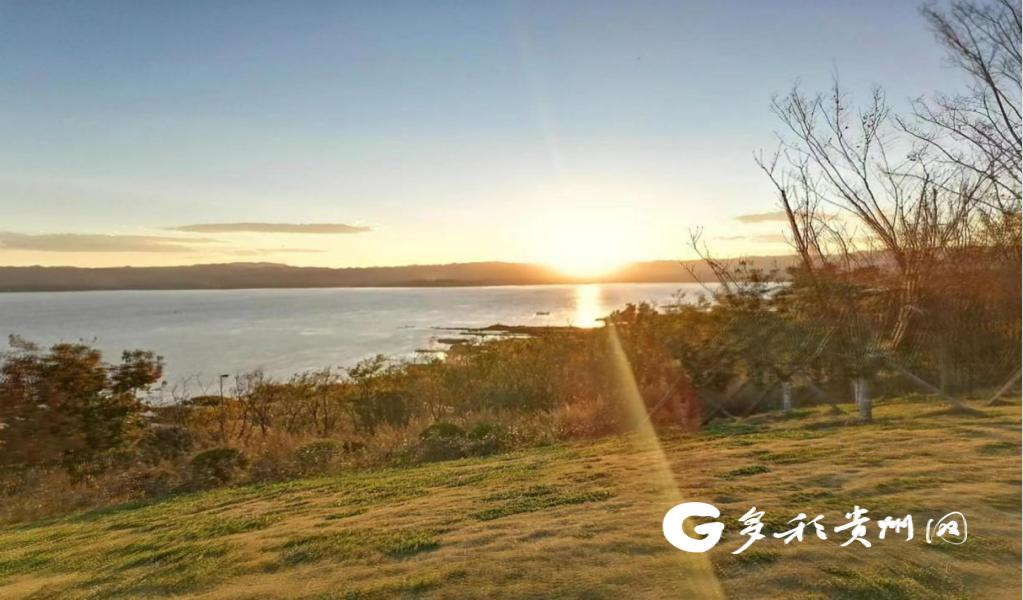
[0,0,965,269]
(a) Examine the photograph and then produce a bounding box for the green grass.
[720,464,771,479]
[275,528,439,566]
[471,485,614,521]
[0,396,1019,599]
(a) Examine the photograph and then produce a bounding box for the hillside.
[0,256,797,292]
[1,396,1017,599]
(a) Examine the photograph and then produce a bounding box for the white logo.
[662,502,725,553]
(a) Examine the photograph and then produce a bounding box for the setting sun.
[531,209,638,279]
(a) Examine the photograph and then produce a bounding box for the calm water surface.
[0,283,710,389]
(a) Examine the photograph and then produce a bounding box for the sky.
[0,0,968,270]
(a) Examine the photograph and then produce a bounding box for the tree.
[0,338,163,472]
[755,1,1020,414]
[912,0,1021,217]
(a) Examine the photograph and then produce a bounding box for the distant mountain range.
[0,257,796,292]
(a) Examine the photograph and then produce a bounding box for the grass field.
[1,396,1019,599]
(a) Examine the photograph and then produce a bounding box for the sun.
[531,210,635,279]
[544,234,625,278]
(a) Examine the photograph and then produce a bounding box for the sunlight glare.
[533,207,637,279]
[573,284,603,327]
[603,323,726,597]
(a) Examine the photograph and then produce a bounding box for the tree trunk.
[853,377,871,423]
[781,381,793,415]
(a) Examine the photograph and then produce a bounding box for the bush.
[420,422,464,440]
[189,447,247,487]
[111,466,178,499]
[417,439,462,462]
[246,444,298,483]
[465,422,503,455]
[466,422,500,440]
[136,425,194,464]
[400,422,504,463]
[64,448,137,482]
[292,439,344,474]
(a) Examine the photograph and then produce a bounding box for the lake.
[0,283,711,390]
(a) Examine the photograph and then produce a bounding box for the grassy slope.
[1,396,1019,599]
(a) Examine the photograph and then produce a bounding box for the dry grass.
[0,395,1018,599]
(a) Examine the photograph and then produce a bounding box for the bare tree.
[765,81,983,356]
[908,0,1021,216]
[754,1,1022,413]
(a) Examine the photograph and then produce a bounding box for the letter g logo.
[662,502,724,553]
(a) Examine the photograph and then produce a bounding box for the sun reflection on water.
[573,284,603,328]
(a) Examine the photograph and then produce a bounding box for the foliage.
[136,425,194,465]
[0,338,163,474]
[399,421,505,463]
[292,439,345,474]
[347,356,414,433]
[754,0,1021,393]
[189,448,247,487]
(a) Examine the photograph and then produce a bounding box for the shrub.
[64,447,137,482]
[292,439,344,474]
[414,437,465,463]
[420,422,464,440]
[401,421,504,463]
[189,447,247,487]
[464,422,503,455]
[347,356,416,433]
[136,425,194,464]
[246,442,298,483]
[466,422,501,440]
[111,465,178,499]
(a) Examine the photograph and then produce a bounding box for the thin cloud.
[749,234,788,243]
[0,231,216,253]
[715,233,788,243]
[226,248,325,256]
[734,211,789,224]
[735,210,840,224]
[171,222,371,234]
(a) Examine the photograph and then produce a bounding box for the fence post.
[781,381,793,415]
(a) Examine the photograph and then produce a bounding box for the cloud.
[0,231,216,253]
[226,248,325,256]
[171,222,371,234]
[714,233,789,243]
[734,211,789,224]
[749,234,788,243]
